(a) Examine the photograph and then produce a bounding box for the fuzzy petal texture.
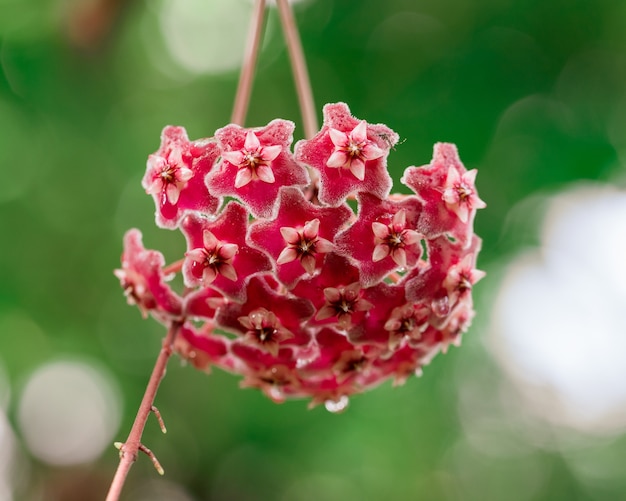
[206,119,309,217]
[114,229,183,321]
[401,142,485,246]
[295,103,397,206]
[180,202,272,301]
[248,187,353,288]
[335,192,424,287]
[142,126,221,229]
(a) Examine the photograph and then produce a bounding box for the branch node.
[151,405,167,434]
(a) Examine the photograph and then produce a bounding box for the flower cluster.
[116,102,486,410]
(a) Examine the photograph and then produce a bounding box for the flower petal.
[328,128,348,147]
[256,164,276,184]
[235,168,253,188]
[261,144,282,162]
[277,247,298,265]
[350,120,368,143]
[326,150,348,168]
[349,158,365,181]
[244,130,261,151]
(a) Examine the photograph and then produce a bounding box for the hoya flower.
[181,202,272,301]
[443,254,486,304]
[114,229,182,321]
[335,192,424,286]
[326,120,384,180]
[402,142,484,245]
[295,102,397,206]
[248,187,351,287]
[315,282,374,330]
[118,102,486,409]
[142,126,221,229]
[206,119,309,217]
[442,168,486,223]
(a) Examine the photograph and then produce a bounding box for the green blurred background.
[2,0,626,499]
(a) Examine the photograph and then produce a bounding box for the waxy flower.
[206,119,309,217]
[295,103,397,206]
[118,102,486,409]
[326,120,384,180]
[142,126,220,229]
[442,168,486,223]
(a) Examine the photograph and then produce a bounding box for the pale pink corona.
[116,102,486,409]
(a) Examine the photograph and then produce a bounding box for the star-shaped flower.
[443,254,486,304]
[114,229,183,320]
[295,102,397,206]
[142,126,220,229]
[442,167,486,223]
[221,130,282,188]
[248,187,352,288]
[215,275,314,356]
[335,192,424,287]
[315,282,374,330]
[402,142,485,245]
[326,120,384,180]
[206,119,309,217]
[181,202,272,301]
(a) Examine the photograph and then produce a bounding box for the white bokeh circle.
[17,359,122,466]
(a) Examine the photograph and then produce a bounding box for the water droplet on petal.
[431,296,450,317]
[324,395,349,413]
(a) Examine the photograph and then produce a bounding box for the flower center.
[242,152,262,169]
[457,183,472,200]
[160,166,176,182]
[347,141,362,157]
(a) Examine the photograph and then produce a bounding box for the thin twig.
[163,258,184,276]
[105,321,181,501]
[275,0,318,139]
[231,0,267,126]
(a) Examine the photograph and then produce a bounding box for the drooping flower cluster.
[116,102,486,410]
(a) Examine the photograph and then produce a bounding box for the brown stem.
[163,259,184,276]
[275,0,318,139]
[105,321,181,501]
[231,0,267,126]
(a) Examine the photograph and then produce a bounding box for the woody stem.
[105,321,181,501]
[231,0,267,125]
[276,0,318,139]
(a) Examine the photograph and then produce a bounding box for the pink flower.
[248,187,351,287]
[181,202,272,301]
[442,168,486,223]
[118,103,486,408]
[443,254,486,303]
[326,120,384,180]
[336,192,424,287]
[402,142,486,245]
[184,229,239,285]
[315,282,374,330]
[206,119,309,217]
[221,131,282,188]
[114,229,183,320]
[142,126,220,229]
[295,102,397,206]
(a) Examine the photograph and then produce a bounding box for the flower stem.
[105,321,181,501]
[275,0,318,139]
[231,0,267,126]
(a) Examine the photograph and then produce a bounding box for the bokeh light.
[158,0,260,75]
[489,183,626,435]
[16,359,122,466]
